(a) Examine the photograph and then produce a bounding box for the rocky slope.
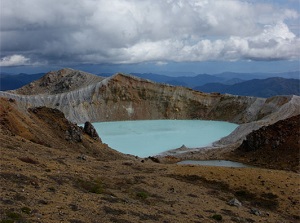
[163,113,300,172]
[1,69,299,150]
[0,98,125,161]
[231,114,300,172]
[1,97,299,222]
[9,68,104,95]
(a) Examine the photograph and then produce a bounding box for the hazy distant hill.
[100,71,299,88]
[215,71,300,80]
[195,77,300,98]
[0,73,44,91]
[129,73,226,88]
[101,72,242,88]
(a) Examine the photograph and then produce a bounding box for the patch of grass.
[0,220,14,223]
[48,187,56,192]
[136,191,148,200]
[76,178,103,194]
[6,212,21,220]
[211,214,222,221]
[1,211,28,223]
[21,207,31,215]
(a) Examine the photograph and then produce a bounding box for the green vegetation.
[6,212,21,220]
[21,207,31,214]
[0,211,27,223]
[0,220,14,223]
[211,214,222,221]
[76,178,103,194]
[136,191,148,200]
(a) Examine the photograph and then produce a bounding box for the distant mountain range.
[1,70,299,97]
[0,73,45,91]
[195,77,300,98]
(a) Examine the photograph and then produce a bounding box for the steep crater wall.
[1,73,299,147]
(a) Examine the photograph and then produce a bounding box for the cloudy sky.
[0,0,299,75]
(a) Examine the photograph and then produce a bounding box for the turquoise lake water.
[92,120,238,158]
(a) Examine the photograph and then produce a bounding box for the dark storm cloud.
[1,0,299,66]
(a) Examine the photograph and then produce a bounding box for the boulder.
[228,198,242,207]
[83,121,101,141]
[65,125,82,142]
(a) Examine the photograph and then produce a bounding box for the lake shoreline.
[91,120,238,158]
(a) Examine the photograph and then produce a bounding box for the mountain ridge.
[196,77,300,97]
[1,69,299,152]
[9,68,104,95]
[2,70,299,98]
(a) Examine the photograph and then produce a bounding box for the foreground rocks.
[83,121,100,141]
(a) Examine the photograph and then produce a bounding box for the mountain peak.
[10,68,104,95]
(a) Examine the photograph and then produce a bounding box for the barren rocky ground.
[1,97,299,223]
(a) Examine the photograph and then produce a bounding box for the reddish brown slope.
[231,115,300,172]
[0,97,124,161]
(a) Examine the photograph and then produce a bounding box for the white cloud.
[0,0,299,66]
[0,55,30,66]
